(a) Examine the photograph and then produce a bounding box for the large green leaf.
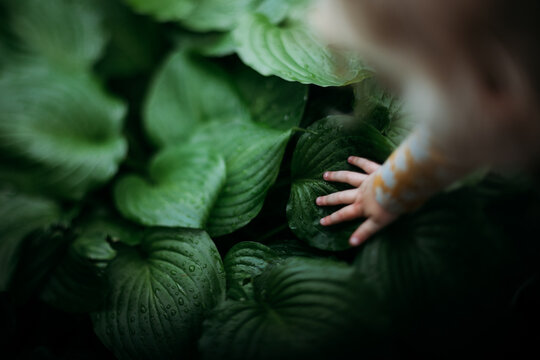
[6,0,107,69]
[144,50,249,147]
[189,121,292,236]
[223,240,325,300]
[200,257,382,360]
[233,13,370,86]
[287,116,394,251]
[0,63,127,200]
[115,145,227,228]
[223,241,282,300]
[0,189,61,291]
[92,228,226,360]
[137,56,307,235]
[40,232,117,313]
[122,0,197,21]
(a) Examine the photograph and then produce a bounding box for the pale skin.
[317,156,397,247]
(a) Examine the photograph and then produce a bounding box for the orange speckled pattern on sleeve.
[373,129,465,213]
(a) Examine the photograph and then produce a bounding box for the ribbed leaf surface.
[0,63,127,200]
[233,14,370,86]
[200,257,376,360]
[144,50,249,147]
[92,228,226,360]
[115,145,227,228]
[287,116,394,250]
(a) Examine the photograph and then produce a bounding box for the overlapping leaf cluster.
[1,1,538,359]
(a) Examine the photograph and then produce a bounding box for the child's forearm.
[373,128,473,213]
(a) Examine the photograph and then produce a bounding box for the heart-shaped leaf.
[189,121,292,236]
[200,257,382,359]
[0,63,127,200]
[115,145,226,228]
[135,55,307,235]
[287,116,394,251]
[144,50,249,147]
[92,228,226,360]
[233,13,370,86]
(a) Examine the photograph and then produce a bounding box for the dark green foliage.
[1,1,539,360]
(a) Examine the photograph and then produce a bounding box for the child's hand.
[316,156,398,247]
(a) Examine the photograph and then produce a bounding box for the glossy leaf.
[233,13,370,86]
[0,63,127,200]
[144,50,249,147]
[115,145,227,228]
[189,121,292,236]
[0,189,61,291]
[223,240,324,300]
[200,257,381,360]
[223,241,281,300]
[287,116,394,251]
[6,0,107,69]
[92,228,226,360]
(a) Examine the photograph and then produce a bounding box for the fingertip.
[315,197,322,205]
[347,156,355,163]
[320,218,328,226]
[323,172,330,180]
[349,236,360,246]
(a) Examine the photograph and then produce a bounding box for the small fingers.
[316,189,357,206]
[348,156,380,174]
[323,171,367,187]
[349,218,383,246]
[320,203,362,226]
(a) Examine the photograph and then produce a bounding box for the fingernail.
[320,218,327,226]
[350,237,360,246]
[316,197,322,205]
[323,172,329,179]
[348,156,354,162]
